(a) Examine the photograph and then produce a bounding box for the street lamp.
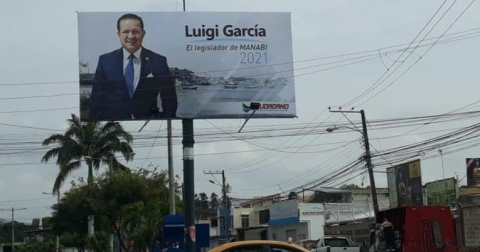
[326,125,362,134]
[43,192,60,252]
[209,180,221,186]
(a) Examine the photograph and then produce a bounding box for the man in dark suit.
[88,13,178,121]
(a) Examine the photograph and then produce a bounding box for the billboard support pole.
[182,119,195,252]
[328,108,379,219]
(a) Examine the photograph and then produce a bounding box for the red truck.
[369,205,458,252]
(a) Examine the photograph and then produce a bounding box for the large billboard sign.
[466,158,480,187]
[425,178,457,207]
[387,159,424,208]
[386,167,398,208]
[78,12,296,121]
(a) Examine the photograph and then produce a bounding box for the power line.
[353,0,475,107]
[341,0,451,107]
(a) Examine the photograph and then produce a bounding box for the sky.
[0,0,479,223]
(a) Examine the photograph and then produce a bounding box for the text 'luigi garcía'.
[185,25,267,40]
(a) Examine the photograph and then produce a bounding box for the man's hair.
[117,13,144,31]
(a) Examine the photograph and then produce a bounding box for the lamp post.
[207,171,231,242]
[43,192,60,252]
[326,109,379,218]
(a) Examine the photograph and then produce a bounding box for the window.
[211,218,218,227]
[286,230,297,243]
[322,238,350,247]
[241,214,250,228]
[432,220,446,249]
[259,210,270,224]
[219,217,226,231]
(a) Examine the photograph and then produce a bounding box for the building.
[234,194,279,241]
[457,186,480,249]
[268,200,325,242]
[217,194,280,242]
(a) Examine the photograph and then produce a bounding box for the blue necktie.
[125,54,135,99]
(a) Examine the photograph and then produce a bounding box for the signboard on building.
[299,203,325,217]
[77,12,296,121]
[269,199,298,220]
[466,158,480,187]
[387,159,424,208]
[324,202,372,224]
[425,177,457,207]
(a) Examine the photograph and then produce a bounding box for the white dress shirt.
[123,47,142,93]
[122,47,163,118]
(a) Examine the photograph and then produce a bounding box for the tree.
[41,113,134,192]
[52,168,175,252]
[18,240,55,252]
[340,184,361,189]
[199,192,209,211]
[0,221,32,244]
[50,178,112,252]
[210,192,219,210]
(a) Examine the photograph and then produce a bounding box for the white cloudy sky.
[1,0,479,223]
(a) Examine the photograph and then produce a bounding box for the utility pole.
[222,170,230,242]
[0,207,27,252]
[204,170,230,242]
[328,109,379,218]
[168,120,175,214]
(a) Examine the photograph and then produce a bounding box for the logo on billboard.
[242,103,290,113]
[242,103,252,113]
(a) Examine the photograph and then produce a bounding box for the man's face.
[117,18,145,54]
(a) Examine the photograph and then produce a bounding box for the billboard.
[425,178,457,207]
[387,159,424,208]
[78,12,296,121]
[466,158,480,187]
[386,166,398,208]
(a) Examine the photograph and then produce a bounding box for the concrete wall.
[298,203,325,240]
[232,208,256,230]
[460,195,480,247]
[269,222,308,243]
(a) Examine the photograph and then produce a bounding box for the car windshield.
[324,239,350,247]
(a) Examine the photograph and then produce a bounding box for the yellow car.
[208,240,311,252]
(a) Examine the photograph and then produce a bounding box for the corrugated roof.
[240,194,281,206]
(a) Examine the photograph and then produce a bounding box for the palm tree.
[41,113,134,193]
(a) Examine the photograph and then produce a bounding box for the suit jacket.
[88,47,178,121]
